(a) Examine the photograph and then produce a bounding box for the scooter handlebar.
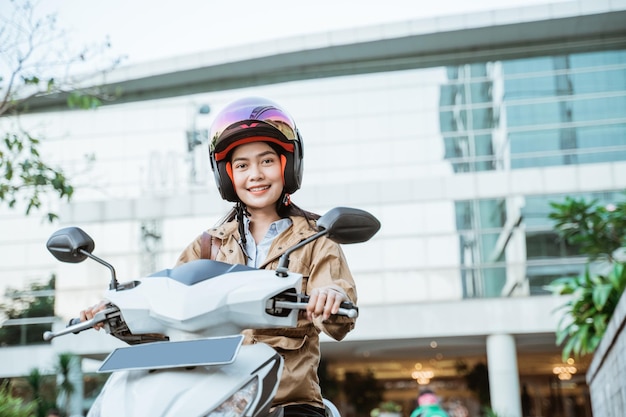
[272,298,359,319]
[42,307,119,341]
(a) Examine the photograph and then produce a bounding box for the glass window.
[508,124,626,168]
[572,69,626,94]
[527,267,583,295]
[526,232,581,259]
[505,75,558,100]
[503,56,558,74]
[570,50,626,67]
[444,134,495,172]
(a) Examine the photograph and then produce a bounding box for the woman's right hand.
[79,300,109,330]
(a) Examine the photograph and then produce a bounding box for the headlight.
[205,377,259,417]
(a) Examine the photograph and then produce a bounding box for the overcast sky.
[36,0,567,66]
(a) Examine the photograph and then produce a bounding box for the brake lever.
[43,307,119,341]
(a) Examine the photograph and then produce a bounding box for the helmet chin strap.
[235,201,250,250]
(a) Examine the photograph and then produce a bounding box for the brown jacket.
[175,215,357,409]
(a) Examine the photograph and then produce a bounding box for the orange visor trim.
[280,154,287,185]
[214,136,295,162]
[225,161,234,184]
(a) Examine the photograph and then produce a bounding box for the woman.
[82,96,358,417]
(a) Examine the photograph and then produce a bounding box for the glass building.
[442,51,626,299]
[1,2,625,416]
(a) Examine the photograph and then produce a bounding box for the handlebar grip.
[337,307,359,318]
[296,295,359,318]
[68,317,82,327]
[68,317,83,334]
[300,295,355,307]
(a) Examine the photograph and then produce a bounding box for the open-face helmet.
[209,97,304,202]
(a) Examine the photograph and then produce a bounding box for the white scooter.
[43,207,380,417]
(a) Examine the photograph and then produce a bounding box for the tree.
[456,360,491,408]
[342,370,383,417]
[547,195,626,360]
[0,0,123,221]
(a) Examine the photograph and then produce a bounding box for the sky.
[34,0,567,67]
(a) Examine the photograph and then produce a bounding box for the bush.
[0,381,37,417]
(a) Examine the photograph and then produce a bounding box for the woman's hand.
[306,286,348,321]
[79,300,109,330]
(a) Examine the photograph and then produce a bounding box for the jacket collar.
[212,215,319,267]
[214,215,317,240]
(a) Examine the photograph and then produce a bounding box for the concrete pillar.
[486,333,522,417]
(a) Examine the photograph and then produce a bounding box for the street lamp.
[186,103,211,183]
[187,103,211,152]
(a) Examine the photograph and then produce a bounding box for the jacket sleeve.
[174,235,202,266]
[307,238,358,341]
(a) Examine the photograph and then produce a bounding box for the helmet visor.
[210,102,298,157]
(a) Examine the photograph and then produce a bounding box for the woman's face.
[230,141,284,212]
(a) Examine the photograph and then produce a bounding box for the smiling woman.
[173,96,359,416]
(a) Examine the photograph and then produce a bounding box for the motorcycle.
[43,207,381,417]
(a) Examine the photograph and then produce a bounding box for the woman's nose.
[248,164,264,179]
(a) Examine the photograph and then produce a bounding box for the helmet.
[209,97,304,202]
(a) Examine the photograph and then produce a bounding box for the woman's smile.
[248,185,271,193]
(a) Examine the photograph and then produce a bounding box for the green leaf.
[609,263,626,291]
[561,334,579,361]
[592,283,612,311]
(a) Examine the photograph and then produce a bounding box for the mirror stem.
[80,249,119,290]
[275,229,328,277]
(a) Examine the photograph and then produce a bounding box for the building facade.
[1,1,625,416]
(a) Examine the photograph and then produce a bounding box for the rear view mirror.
[46,227,95,263]
[317,207,381,244]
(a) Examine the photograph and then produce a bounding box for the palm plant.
[56,353,76,416]
[547,195,626,360]
[25,368,57,417]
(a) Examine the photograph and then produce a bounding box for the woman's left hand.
[306,286,348,321]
